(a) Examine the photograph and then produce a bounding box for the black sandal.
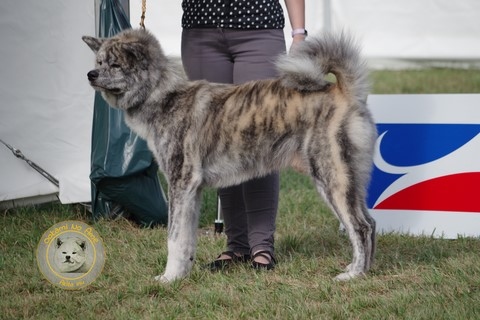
[206,251,251,271]
[251,250,276,270]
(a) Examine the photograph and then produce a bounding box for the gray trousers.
[181,28,285,256]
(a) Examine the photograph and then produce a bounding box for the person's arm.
[284,0,306,45]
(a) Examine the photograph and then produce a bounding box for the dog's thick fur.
[83,29,377,282]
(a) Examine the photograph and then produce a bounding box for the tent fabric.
[0,0,94,207]
[90,0,167,226]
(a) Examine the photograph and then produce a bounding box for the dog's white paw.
[333,271,365,282]
[154,274,171,283]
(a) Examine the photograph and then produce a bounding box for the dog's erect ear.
[121,41,146,62]
[77,239,87,251]
[56,237,63,248]
[82,36,104,53]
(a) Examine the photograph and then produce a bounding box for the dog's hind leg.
[155,184,202,283]
[362,205,376,268]
[313,178,375,281]
[334,198,374,281]
[340,201,376,275]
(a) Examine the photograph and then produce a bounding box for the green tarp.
[90,0,168,226]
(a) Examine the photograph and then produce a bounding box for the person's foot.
[251,250,276,270]
[206,251,251,271]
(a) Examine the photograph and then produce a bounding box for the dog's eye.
[97,61,102,66]
[111,63,121,68]
[72,252,77,254]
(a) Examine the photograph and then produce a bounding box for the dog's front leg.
[155,185,202,283]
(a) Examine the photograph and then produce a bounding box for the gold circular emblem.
[36,220,106,290]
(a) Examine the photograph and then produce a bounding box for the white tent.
[1,0,480,208]
[0,1,95,207]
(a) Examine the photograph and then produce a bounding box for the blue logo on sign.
[368,124,480,212]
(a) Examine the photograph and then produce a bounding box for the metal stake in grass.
[214,196,224,234]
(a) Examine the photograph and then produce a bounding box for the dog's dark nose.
[87,70,99,81]
[66,255,71,260]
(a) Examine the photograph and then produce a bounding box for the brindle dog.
[83,29,377,282]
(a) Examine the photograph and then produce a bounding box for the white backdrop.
[328,0,480,68]
[129,0,480,66]
[0,1,95,207]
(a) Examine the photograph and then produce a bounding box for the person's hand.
[290,34,306,51]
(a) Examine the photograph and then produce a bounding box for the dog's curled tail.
[276,32,369,103]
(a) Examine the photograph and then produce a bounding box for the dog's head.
[82,29,166,109]
[54,237,87,273]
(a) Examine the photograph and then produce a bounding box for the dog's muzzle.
[87,70,99,82]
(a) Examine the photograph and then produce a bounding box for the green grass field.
[1,69,480,319]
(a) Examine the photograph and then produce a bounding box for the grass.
[371,68,480,94]
[1,68,480,319]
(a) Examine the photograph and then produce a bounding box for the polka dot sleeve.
[181,0,285,29]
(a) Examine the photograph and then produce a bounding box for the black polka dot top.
[181,0,285,29]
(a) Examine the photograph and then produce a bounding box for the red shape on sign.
[374,172,480,213]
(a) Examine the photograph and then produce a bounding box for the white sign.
[368,94,480,238]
